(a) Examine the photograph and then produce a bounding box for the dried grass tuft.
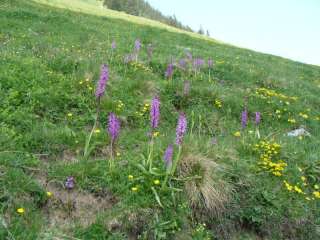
[180,154,231,218]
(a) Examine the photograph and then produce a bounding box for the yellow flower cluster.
[313,191,320,198]
[130,61,152,72]
[79,78,93,90]
[214,99,222,108]
[283,173,320,201]
[256,88,298,102]
[152,131,160,137]
[233,131,241,137]
[116,100,124,112]
[298,112,309,119]
[254,141,286,176]
[288,118,296,124]
[135,103,150,117]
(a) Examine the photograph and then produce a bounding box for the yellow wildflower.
[272,171,282,177]
[299,113,309,119]
[17,208,25,214]
[67,113,73,117]
[313,191,320,199]
[46,191,53,197]
[288,118,296,124]
[294,186,303,194]
[128,175,134,180]
[153,131,160,137]
[234,131,241,137]
[94,129,101,134]
[153,180,160,185]
[131,186,138,192]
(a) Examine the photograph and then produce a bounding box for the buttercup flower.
[17,208,25,214]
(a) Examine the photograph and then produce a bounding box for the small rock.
[287,127,311,137]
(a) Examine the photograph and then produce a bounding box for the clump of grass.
[180,154,231,218]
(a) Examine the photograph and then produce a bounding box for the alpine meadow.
[0,0,320,239]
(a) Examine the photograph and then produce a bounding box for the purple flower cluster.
[165,63,174,78]
[134,39,141,52]
[193,58,205,71]
[108,113,120,143]
[176,113,187,145]
[65,176,75,190]
[163,144,173,168]
[255,112,261,125]
[241,108,248,128]
[178,59,187,70]
[150,96,160,129]
[95,64,109,99]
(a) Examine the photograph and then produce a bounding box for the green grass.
[1,0,320,239]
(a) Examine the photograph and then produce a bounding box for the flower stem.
[162,145,182,189]
[147,136,154,171]
[83,99,100,160]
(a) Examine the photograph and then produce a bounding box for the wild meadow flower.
[178,58,187,70]
[165,63,174,78]
[234,131,241,137]
[111,40,116,49]
[16,208,25,214]
[95,64,109,99]
[193,58,205,71]
[108,113,120,143]
[176,113,187,145]
[164,144,173,167]
[134,39,141,52]
[150,96,160,129]
[128,175,134,180]
[241,108,248,128]
[255,112,261,125]
[65,176,75,190]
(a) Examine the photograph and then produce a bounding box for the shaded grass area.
[1,0,320,239]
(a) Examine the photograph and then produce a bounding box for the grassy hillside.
[1,0,320,239]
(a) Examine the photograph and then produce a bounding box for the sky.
[147,0,320,65]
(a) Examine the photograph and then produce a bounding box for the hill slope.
[1,0,320,239]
